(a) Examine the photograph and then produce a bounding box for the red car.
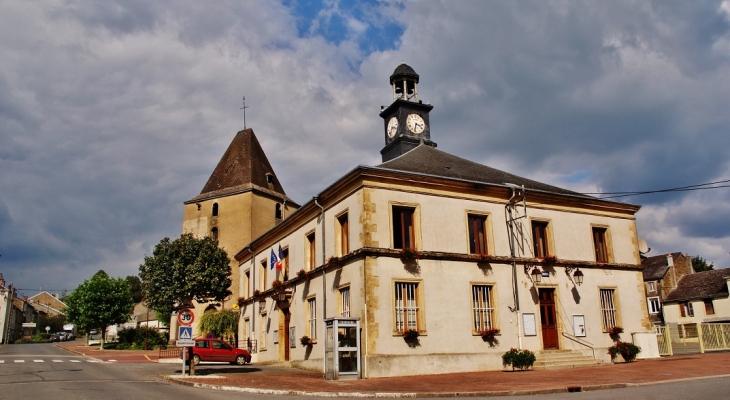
[183,338,251,365]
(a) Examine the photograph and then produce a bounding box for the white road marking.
[69,360,81,363]
[53,360,63,362]
[33,360,44,363]
[14,360,24,363]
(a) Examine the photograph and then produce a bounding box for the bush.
[402,329,420,339]
[608,341,641,362]
[113,326,168,350]
[300,335,312,346]
[502,348,536,371]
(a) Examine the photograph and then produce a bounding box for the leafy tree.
[64,273,135,349]
[138,233,232,326]
[198,310,239,342]
[692,255,714,272]
[37,314,66,333]
[125,275,144,303]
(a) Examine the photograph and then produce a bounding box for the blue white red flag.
[276,245,284,271]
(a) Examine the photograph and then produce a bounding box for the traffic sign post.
[178,308,194,326]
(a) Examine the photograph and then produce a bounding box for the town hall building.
[175,64,652,378]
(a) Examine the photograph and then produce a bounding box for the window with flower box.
[307,297,317,340]
[392,206,417,250]
[472,284,496,333]
[532,220,551,258]
[394,281,424,334]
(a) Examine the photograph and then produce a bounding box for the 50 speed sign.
[177,308,195,326]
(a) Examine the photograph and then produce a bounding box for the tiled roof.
[377,144,594,198]
[641,252,683,281]
[186,129,295,204]
[664,269,730,302]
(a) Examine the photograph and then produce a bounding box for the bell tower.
[379,63,436,162]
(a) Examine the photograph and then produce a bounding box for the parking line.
[14,360,24,363]
[53,360,63,362]
[34,360,44,363]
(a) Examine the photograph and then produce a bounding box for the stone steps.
[533,350,604,370]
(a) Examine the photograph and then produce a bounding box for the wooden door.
[539,289,559,349]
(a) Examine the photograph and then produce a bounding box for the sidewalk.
[58,341,730,397]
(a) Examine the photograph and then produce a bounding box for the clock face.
[406,114,425,134]
[387,117,398,138]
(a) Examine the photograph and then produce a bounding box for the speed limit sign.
[177,308,195,326]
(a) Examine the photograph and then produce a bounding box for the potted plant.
[296,269,308,281]
[253,289,261,299]
[326,256,342,269]
[480,327,500,343]
[300,335,313,346]
[477,253,490,263]
[541,254,557,263]
[502,348,536,371]
[608,326,623,341]
[400,248,420,261]
[236,296,246,307]
[402,329,420,340]
[271,279,284,291]
[608,341,641,363]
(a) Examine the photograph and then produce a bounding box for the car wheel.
[235,355,246,365]
[192,354,200,366]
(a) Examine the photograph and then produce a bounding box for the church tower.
[380,63,436,162]
[175,128,298,338]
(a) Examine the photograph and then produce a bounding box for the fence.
[657,323,730,356]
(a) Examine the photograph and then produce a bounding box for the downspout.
[505,185,522,350]
[314,197,327,373]
[314,197,327,321]
[247,246,255,339]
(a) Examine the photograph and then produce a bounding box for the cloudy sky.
[2,0,730,296]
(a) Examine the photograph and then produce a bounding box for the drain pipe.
[314,197,327,321]
[247,246,256,340]
[505,184,522,350]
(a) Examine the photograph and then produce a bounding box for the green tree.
[692,255,714,272]
[125,275,144,303]
[138,233,232,326]
[198,310,239,342]
[64,273,135,349]
[37,314,66,333]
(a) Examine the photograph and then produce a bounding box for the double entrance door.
[539,288,559,349]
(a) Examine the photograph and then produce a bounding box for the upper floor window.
[647,297,660,314]
[592,227,609,263]
[648,282,656,292]
[212,202,219,217]
[275,204,282,220]
[244,269,251,298]
[393,206,416,249]
[337,212,349,256]
[704,299,715,315]
[532,221,550,258]
[306,231,316,271]
[680,301,694,317]
[211,227,219,241]
[278,247,289,281]
[260,259,267,291]
[468,214,488,255]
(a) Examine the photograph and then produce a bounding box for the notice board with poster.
[522,313,537,336]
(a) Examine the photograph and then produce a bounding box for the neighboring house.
[27,291,67,317]
[131,302,167,331]
[641,253,694,325]
[662,269,730,324]
[0,274,17,344]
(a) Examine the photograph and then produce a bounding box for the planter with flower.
[400,248,420,261]
[502,348,536,371]
[480,328,500,344]
[296,269,308,281]
[476,253,491,263]
[236,296,246,307]
[541,254,557,264]
[608,341,641,363]
[326,256,342,269]
[271,279,285,291]
[402,329,420,340]
[300,335,313,346]
[608,326,623,341]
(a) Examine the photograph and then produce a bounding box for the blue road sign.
[178,326,193,340]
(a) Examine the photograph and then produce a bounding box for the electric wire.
[581,179,730,199]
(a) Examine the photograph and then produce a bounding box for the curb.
[163,373,730,398]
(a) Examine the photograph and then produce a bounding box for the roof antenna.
[240,96,249,129]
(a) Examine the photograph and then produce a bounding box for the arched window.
[275,203,282,220]
[211,227,219,241]
[212,203,219,217]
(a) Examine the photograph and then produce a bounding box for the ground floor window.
[472,285,495,332]
[395,281,421,333]
[600,288,618,330]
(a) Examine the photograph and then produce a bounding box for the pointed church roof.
[185,129,296,204]
[377,144,593,198]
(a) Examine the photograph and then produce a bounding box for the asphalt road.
[2,342,729,399]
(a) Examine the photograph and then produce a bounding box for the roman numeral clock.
[380,63,437,163]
